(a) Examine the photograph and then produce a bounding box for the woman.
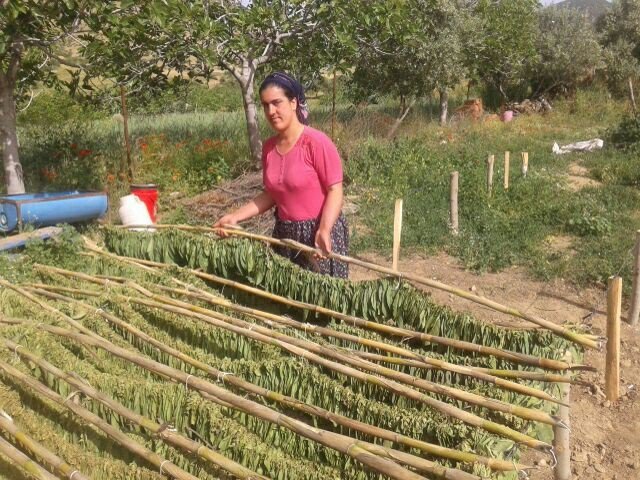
[215,72,349,278]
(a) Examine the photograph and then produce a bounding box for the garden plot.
[0,228,594,480]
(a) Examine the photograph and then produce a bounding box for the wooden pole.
[120,85,132,181]
[605,276,622,401]
[486,155,494,196]
[553,353,572,480]
[629,230,640,326]
[392,198,403,270]
[629,77,637,116]
[450,172,459,235]
[0,412,89,480]
[521,152,529,177]
[0,435,58,480]
[331,70,337,138]
[101,227,600,349]
[504,151,510,190]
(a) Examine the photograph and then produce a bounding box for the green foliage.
[530,7,602,97]
[346,0,474,105]
[597,0,640,95]
[474,0,540,104]
[608,113,640,151]
[18,120,109,191]
[103,228,574,361]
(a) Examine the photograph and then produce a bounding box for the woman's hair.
[259,72,309,125]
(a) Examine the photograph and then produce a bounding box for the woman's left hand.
[314,228,332,257]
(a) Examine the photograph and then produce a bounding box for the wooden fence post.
[504,151,510,190]
[521,152,529,177]
[486,155,494,196]
[629,230,640,326]
[605,276,622,401]
[553,353,572,480]
[450,172,459,235]
[392,199,403,271]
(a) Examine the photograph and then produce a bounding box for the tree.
[0,1,91,194]
[598,0,640,101]
[85,0,339,167]
[347,0,475,129]
[530,8,602,98]
[473,0,539,103]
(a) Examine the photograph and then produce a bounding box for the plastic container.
[118,194,153,230]
[501,110,514,122]
[0,191,108,233]
[130,183,158,222]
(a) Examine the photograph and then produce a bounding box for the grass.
[6,82,640,294]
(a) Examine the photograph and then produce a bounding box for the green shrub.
[609,114,640,150]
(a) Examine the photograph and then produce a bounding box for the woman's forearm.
[318,183,343,233]
[232,191,275,222]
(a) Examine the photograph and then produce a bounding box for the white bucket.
[118,194,154,231]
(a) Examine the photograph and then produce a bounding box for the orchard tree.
[85,0,340,167]
[347,0,475,130]
[598,0,640,101]
[473,0,539,102]
[530,8,602,97]
[0,1,93,194]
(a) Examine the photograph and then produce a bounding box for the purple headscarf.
[260,72,309,125]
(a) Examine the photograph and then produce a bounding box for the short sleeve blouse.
[262,126,343,221]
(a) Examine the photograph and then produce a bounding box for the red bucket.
[130,184,158,223]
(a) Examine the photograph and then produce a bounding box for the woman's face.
[260,85,298,133]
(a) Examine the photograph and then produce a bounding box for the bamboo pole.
[350,351,578,392]
[0,411,88,480]
[0,435,58,480]
[392,198,403,271]
[0,278,100,341]
[553,357,571,480]
[24,292,524,473]
[17,280,550,449]
[487,154,494,195]
[7,328,437,480]
[504,151,510,190]
[105,226,599,349]
[120,295,554,446]
[2,341,267,480]
[4,306,515,476]
[521,152,529,177]
[629,230,640,326]
[81,246,596,367]
[159,283,565,406]
[605,276,622,401]
[0,359,200,480]
[450,172,459,235]
[25,270,560,428]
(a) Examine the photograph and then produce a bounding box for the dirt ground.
[351,252,640,480]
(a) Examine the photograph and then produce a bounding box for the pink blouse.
[262,126,343,221]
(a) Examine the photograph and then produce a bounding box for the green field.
[13,83,640,294]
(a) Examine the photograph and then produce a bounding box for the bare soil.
[351,252,640,480]
[566,161,602,191]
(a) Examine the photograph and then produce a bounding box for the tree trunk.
[386,98,416,140]
[629,77,637,116]
[236,61,263,169]
[0,73,25,194]
[439,89,449,126]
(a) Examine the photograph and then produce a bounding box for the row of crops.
[0,228,590,479]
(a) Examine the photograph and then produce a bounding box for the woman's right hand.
[213,214,239,237]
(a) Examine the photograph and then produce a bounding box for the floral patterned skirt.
[272,212,349,278]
